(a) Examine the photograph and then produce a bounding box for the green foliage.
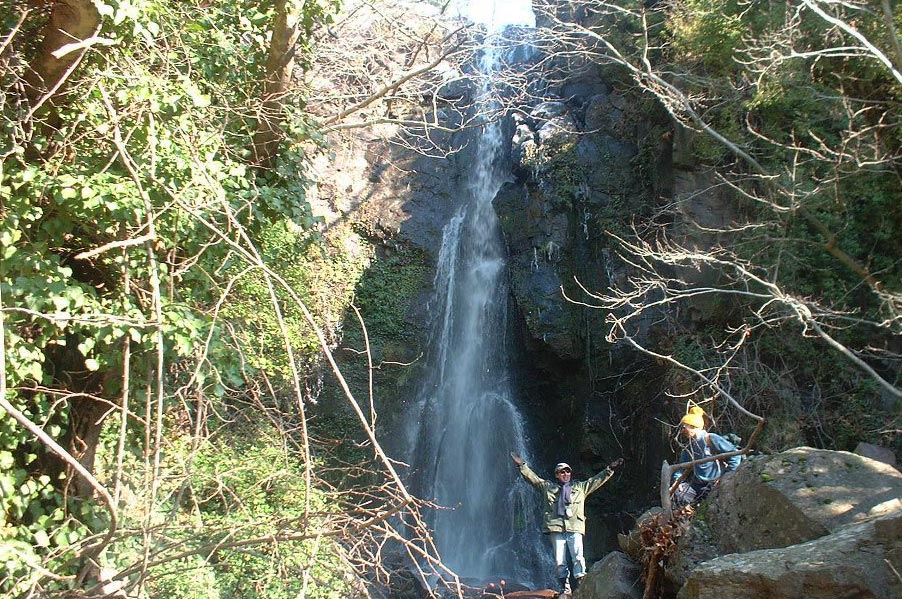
[521,138,587,207]
[668,0,745,73]
[143,555,223,599]
[748,72,836,146]
[161,432,352,599]
[724,327,901,457]
[222,221,374,389]
[671,336,708,372]
[2,0,345,594]
[752,166,902,319]
[638,0,902,455]
[309,238,432,473]
[0,434,87,595]
[93,420,359,599]
[819,379,887,451]
[351,244,431,341]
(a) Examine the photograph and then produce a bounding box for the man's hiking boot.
[557,578,572,597]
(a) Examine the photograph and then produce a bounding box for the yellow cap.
[680,406,706,429]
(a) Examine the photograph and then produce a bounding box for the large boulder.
[577,552,641,599]
[667,447,902,596]
[855,441,898,467]
[678,514,902,599]
[706,447,902,554]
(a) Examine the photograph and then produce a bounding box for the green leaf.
[0,229,21,247]
[33,530,51,548]
[53,528,71,547]
[51,295,69,312]
[19,166,36,185]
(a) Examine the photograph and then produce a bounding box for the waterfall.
[403,27,549,587]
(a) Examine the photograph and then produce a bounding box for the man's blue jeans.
[549,531,585,583]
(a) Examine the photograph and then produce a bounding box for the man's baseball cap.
[554,462,571,473]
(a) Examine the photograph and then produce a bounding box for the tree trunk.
[41,336,113,500]
[252,0,302,168]
[24,0,101,109]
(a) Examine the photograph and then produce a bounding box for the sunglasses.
[556,469,571,474]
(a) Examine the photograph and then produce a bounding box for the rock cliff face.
[496,91,642,361]
[493,71,677,558]
[313,38,680,561]
[308,122,474,455]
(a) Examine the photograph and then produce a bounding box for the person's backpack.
[722,432,742,448]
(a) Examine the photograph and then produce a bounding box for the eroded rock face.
[496,91,644,361]
[310,125,462,253]
[494,179,579,359]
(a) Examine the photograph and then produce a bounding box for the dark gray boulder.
[855,441,898,467]
[577,552,642,599]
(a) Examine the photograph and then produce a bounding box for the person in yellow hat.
[671,406,742,506]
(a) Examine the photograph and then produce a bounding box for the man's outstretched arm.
[583,457,624,494]
[511,451,547,488]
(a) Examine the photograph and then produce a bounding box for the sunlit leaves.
[129,427,357,599]
[0,430,84,595]
[667,0,745,72]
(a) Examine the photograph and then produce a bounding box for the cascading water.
[403,19,550,587]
